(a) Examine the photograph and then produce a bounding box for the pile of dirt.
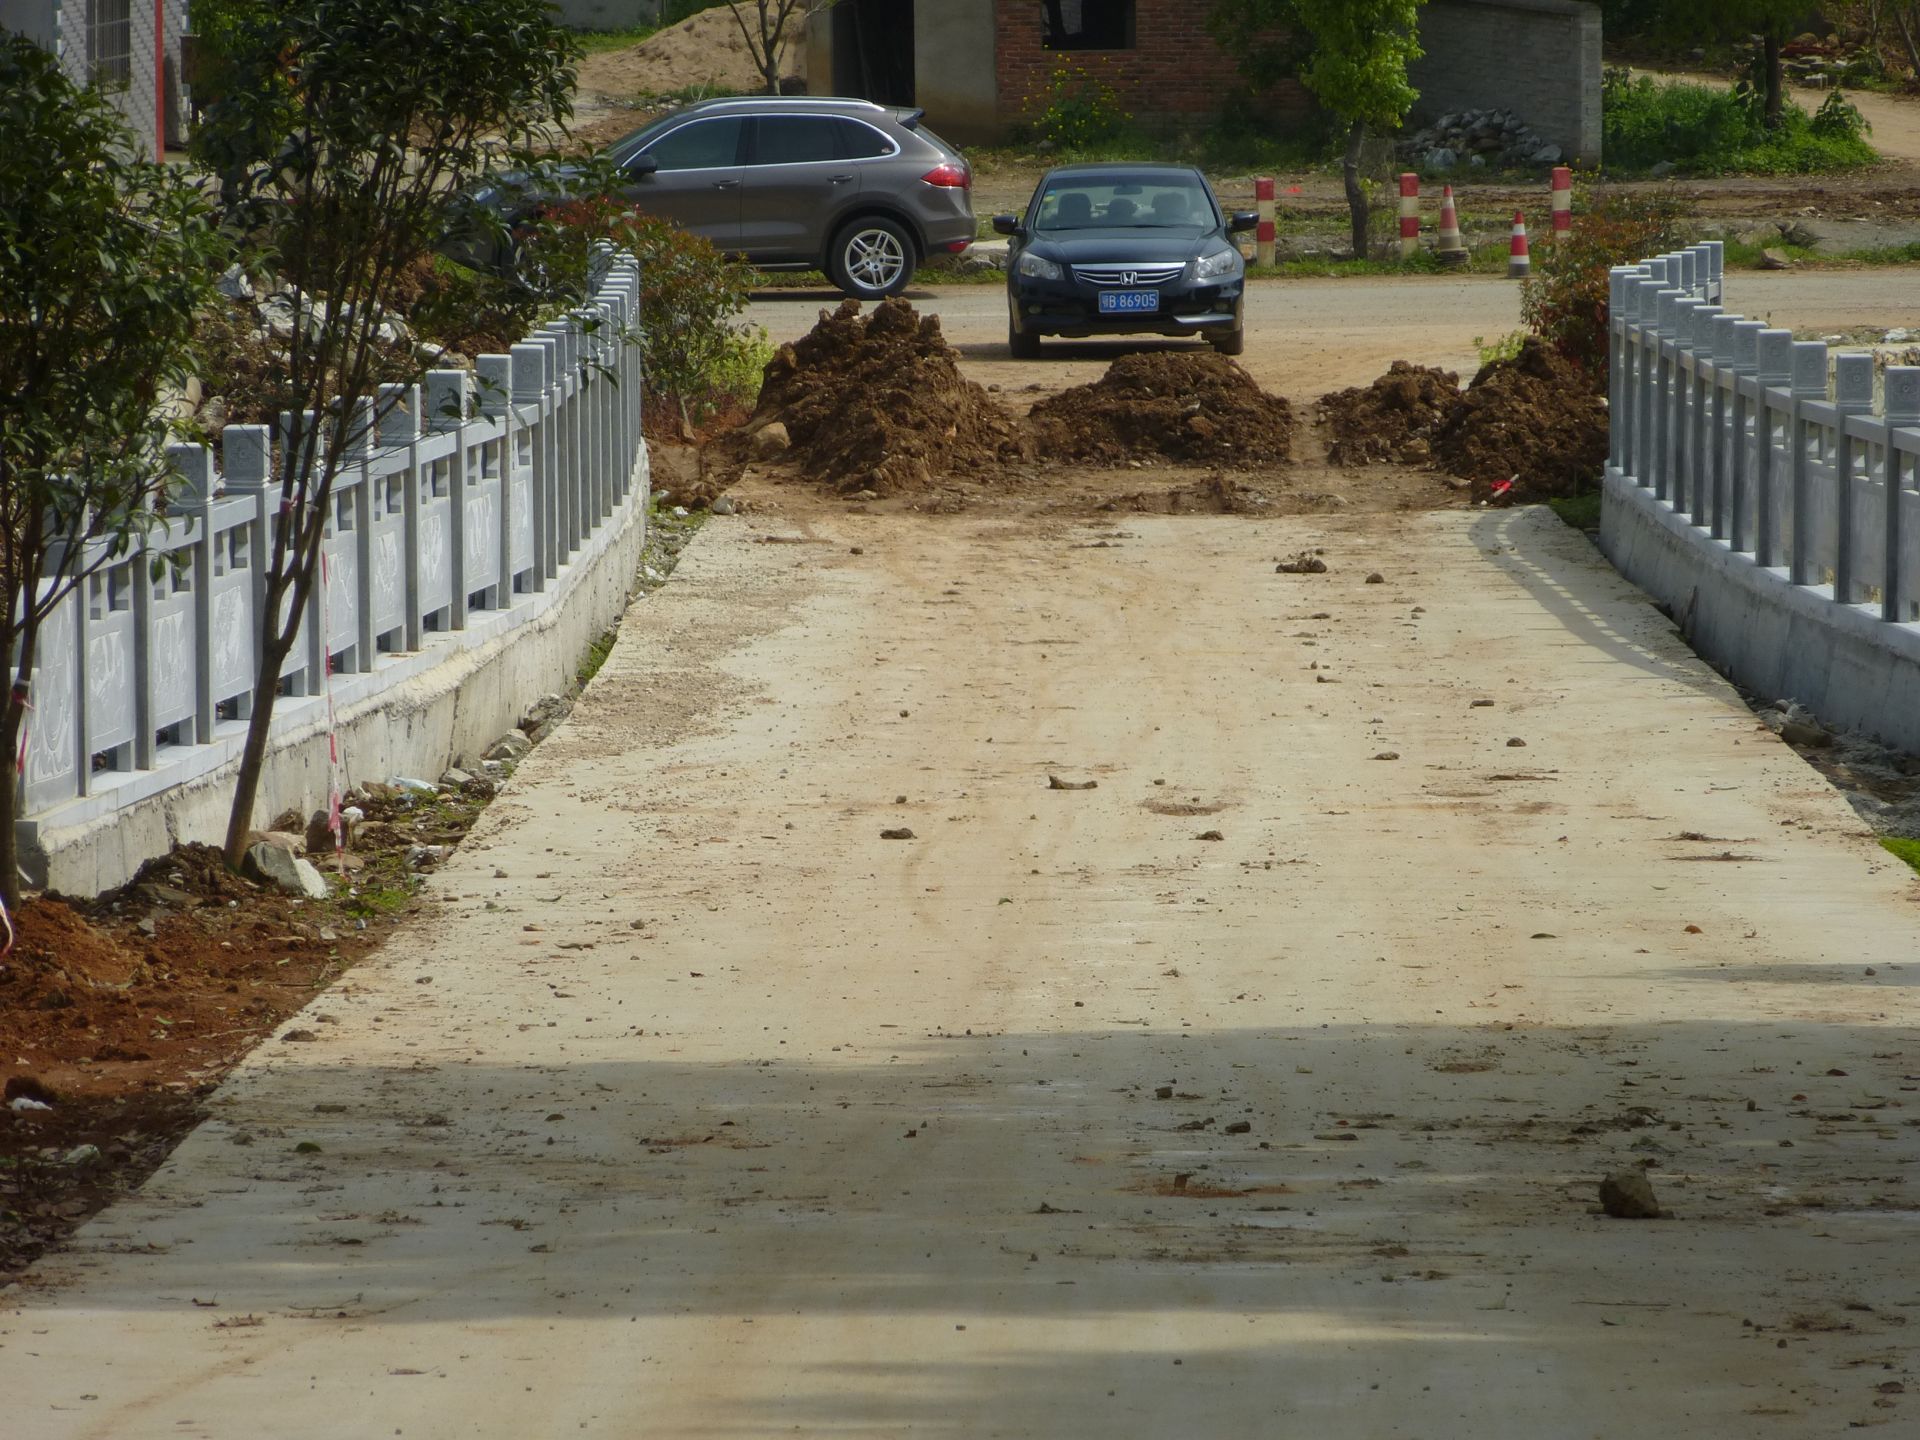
[1433,338,1609,501]
[748,298,1026,496]
[577,8,798,100]
[1027,352,1294,466]
[1317,362,1461,466]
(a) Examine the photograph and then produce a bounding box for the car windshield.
[1034,175,1215,231]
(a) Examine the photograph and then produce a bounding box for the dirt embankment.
[746,298,1027,497]
[1434,340,1609,501]
[1027,352,1295,465]
[1320,341,1607,502]
[1318,362,1461,467]
[577,8,798,101]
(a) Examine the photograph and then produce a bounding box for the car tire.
[1209,324,1246,357]
[1009,317,1041,360]
[827,217,916,300]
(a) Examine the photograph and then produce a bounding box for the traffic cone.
[1550,166,1572,242]
[1435,185,1466,265]
[1508,212,1531,280]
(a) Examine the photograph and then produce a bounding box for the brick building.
[809,0,1601,162]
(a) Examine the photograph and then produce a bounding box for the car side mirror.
[626,153,659,177]
[1228,210,1259,234]
[991,213,1022,237]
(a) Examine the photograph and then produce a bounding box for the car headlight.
[1194,247,1240,280]
[1016,251,1063,281]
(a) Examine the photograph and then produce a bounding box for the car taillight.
[921,163,970,189]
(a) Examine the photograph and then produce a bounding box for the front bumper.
[1009,274,1244,338]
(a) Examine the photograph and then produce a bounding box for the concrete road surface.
[5,498,1917,1438]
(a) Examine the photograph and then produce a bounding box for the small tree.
[0,37,221,908]
[192,0,579,870]
[725,0,841,95]
[1212,0,1427,260]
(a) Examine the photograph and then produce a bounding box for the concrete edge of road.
[24,450,654,897]
[1600,465,1920,753]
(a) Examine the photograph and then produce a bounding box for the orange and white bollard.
[1436,184,1465,261]
[1398,173,1420,261]
[1508,211,1531,279]
[1550,166,1572,242]
[1254,176,1276,267]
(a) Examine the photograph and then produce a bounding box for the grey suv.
[599,97,975,298]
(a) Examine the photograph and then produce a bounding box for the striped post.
[1254,176,1276,267]
[1508,212,1531,279]
[1398,173,1420,261]
[1436,184,1465,262]
[1550,166,1572,242]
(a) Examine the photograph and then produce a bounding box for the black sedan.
[994,163,1258,358]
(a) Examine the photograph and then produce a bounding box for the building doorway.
[828,0,914,107]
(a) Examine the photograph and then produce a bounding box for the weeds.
[1475,331,1528,367]
[1549,493,1603,532]
[1882,837,1920,875]
[1602,70,1875,175]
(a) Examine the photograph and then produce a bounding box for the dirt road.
[6,483,1918,1436]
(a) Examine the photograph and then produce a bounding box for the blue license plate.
[1098,289,1159,315]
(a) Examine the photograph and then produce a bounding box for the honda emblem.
[1121,270,1138,285]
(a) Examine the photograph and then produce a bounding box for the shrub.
[1519,192,1684,381]
[1023,63,1134,151]
[1601,70,1874,175]
[517,199,755,425]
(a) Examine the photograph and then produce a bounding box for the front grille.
[1073,263,1185,287]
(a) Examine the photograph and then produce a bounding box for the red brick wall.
[994,0,1309,127]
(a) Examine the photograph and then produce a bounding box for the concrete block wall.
[1409,0,1603,163]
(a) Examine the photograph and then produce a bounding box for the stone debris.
[1403,108,1562,171]
[1598,1170,1662,1219]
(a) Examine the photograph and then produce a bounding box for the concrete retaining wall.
[1602,467,1920,753]
[32,447,651,897]
[1601,242,1920,754]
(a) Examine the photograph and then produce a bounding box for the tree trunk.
[1764,31,1784,129]
[1343,118,1369,260]
[1,693,24,912]
[2,626,40,911]
[221,621,301,870]
[1894,6,1920,86]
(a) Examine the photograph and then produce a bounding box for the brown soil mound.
[1318,362,1461,466]
[1028,352,1294,466]
[1433,338,1608,501]
[577,8,798,101]
[749,298,1025,496]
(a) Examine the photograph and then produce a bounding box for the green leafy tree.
[0,36,221,908]
[1212,0,1427,259]
[189,0,580,870]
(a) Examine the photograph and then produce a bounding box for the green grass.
[1549,493,1603,532]
[575,626,617,688]
[1882,837,1920,874]
[1720,239,1821,269]
[1840,241,1920,267]
[1601,75,1877,177]
[573,25,659,55]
